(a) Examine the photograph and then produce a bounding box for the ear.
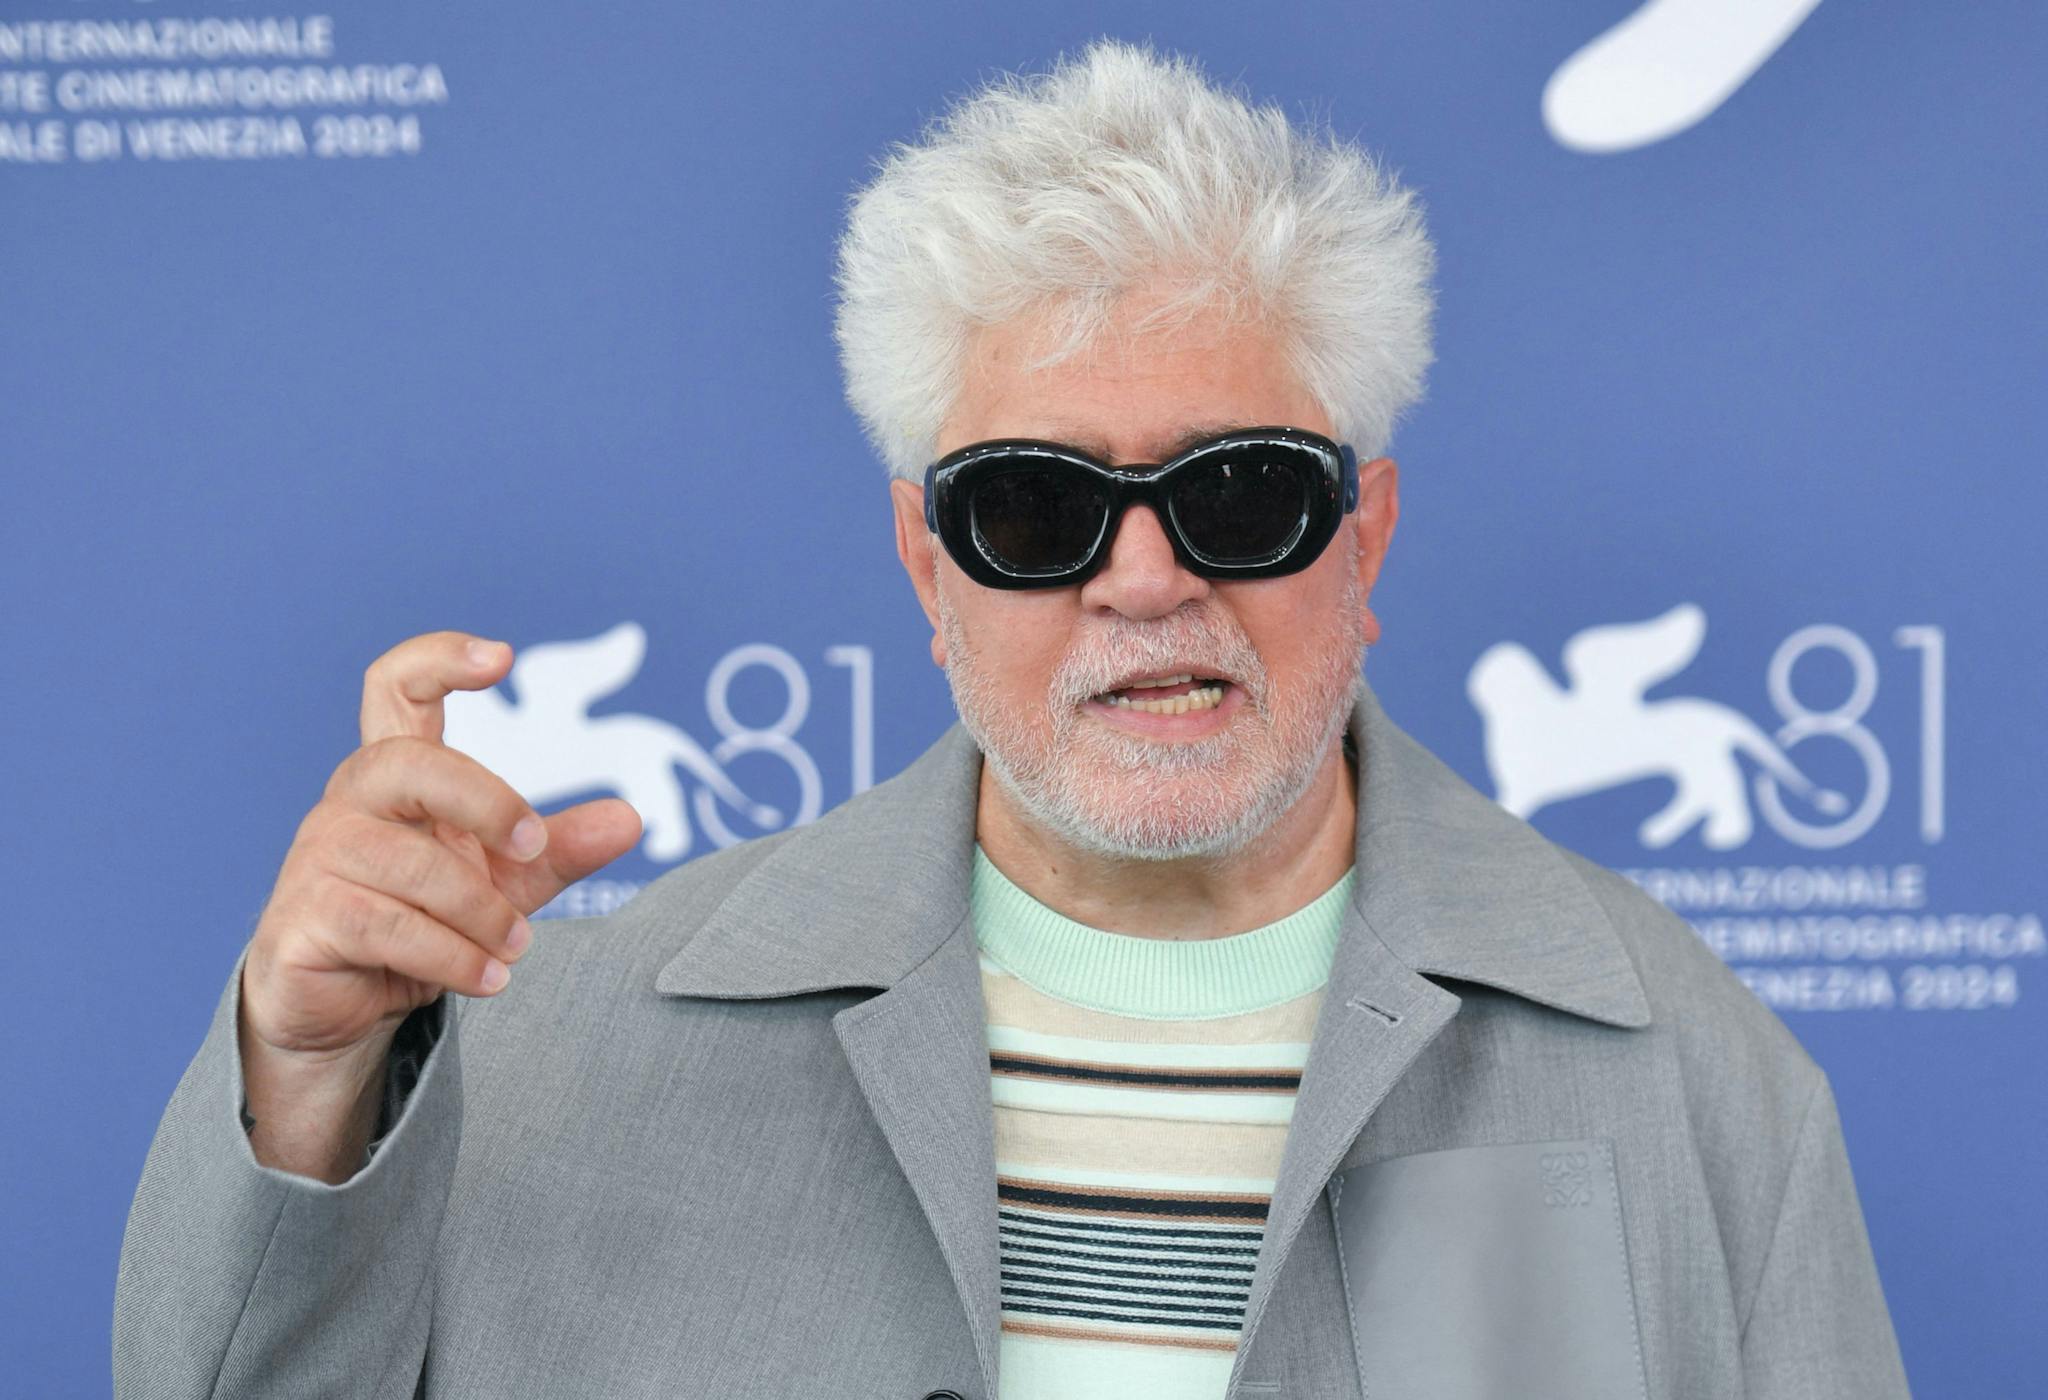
[890,478,949,668]
[1348,456,1400,646]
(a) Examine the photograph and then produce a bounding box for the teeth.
[1125,673,1194,689]
[1105,685,1226,715]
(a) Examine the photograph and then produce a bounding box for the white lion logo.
[443,622,780,863]
[1468,603,1846,849]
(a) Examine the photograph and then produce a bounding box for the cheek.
[1000,633,1074,701]
[1229,576,1352,679]
[957,592,1078,692]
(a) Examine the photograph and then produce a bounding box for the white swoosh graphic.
[1544,0,1823,154]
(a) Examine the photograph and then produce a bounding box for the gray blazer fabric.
[115,685,1911,1398]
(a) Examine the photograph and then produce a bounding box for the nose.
[1078,502,1210,620]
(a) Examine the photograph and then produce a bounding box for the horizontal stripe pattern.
[998,1198,1260,1333]
[984,976,1318,1376]
[989,1023,1316,1068]
[995,1106,1290,1183]
[993,1074,1303,1125]
[992,1050,1303,1093]
[971,847,1347,1398]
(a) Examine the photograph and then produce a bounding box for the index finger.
[360,630,512,747]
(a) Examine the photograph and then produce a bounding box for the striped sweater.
[970,846,1354,1400]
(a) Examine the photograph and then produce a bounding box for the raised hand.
[237,631,642,1180]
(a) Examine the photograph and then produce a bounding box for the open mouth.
[1091,673,1232,715]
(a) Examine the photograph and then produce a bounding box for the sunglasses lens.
[969,466,1106,575]
[1171,452,1312,563]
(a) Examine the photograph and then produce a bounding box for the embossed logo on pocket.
[1541,1150,1594,1207]
[1326,1139,1648,1400]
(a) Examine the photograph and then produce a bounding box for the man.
[116,39,1909,1399]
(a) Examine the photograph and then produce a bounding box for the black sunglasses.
[922,426,1359,590]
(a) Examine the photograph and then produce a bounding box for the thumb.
[490,797,643,915]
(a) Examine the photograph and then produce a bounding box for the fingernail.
[505,916,532,956]
[468,639,504,667]
[480,959,510,993]
[509,816,547,860]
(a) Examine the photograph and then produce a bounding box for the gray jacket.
[116,685,1911,1398]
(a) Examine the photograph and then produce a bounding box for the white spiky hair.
[833,37,1438,480]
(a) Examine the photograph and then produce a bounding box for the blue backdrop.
[5,1,2043,1392]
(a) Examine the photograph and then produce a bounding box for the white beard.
[936,572,1366,861]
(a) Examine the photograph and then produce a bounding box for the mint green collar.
[969,845,1355,1020]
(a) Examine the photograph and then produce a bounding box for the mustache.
[1051,606,1269,708]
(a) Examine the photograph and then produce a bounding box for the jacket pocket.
[1326,1139,1648,1400]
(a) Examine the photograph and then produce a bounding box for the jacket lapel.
[650,725,1007,1395]
[830,917,1004,1400]
[1227,910,1460,1396]
[645,680,1654,1399]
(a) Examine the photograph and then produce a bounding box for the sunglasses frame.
[922,425,1360,591]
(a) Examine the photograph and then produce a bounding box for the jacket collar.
[651,680,1651,1030]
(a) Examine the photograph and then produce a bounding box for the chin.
[994,748,1311,863]
[1043,805,1281,863]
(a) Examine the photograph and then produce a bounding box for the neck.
[972,738,1358,941]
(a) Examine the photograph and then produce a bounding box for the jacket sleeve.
[1738,1074,1912,1399]
[114,955,462,1398]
